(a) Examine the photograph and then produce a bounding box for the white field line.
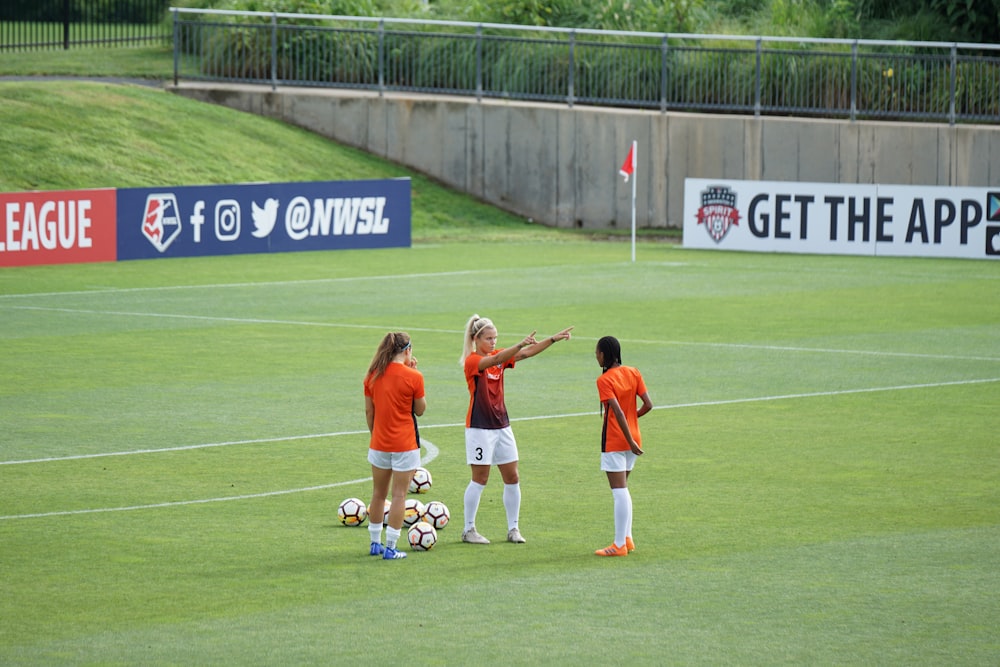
[3,275,997,519]
[5,304,998,362]
[3,376,997,468]
[0,441,438,521]
[0,269,494,300]
[2,377,998,521]
[1,256,994,302]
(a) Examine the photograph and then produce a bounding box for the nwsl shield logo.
[696,186,740,243]
[142,193,182,252]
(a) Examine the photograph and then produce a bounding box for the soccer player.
[363,332,426,560]
[459,314,573,544]
[593,335,652,557]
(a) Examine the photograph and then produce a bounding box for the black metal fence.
[171,9,1000,125]
[0,0,171,51]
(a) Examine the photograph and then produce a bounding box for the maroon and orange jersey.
[464,350,516,429]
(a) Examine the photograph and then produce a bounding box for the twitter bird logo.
[252,198,279,238]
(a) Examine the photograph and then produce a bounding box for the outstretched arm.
[477,330,537,371]
[515,326,574,361]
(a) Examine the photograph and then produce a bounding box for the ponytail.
[459,314,494,364]
[367,332,411,380]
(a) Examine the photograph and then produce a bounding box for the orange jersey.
[464,349,515,429]
[364,363,425,452]
[596,365,647,452]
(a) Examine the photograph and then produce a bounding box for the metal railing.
[170,9,1000,125]
[0,0,170,51]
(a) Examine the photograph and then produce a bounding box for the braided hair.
[596,335,622,373]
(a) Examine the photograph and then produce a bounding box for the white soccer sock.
[386,526,401,550]
[369,521,383,545]
[464,481,486,531]
[503,483,521,531]
[612,487,632,548]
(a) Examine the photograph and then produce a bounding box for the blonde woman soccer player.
[459,314,573,544]
[594,335,652,557]
[363,332,426,560]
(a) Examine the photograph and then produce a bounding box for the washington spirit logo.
[696,186,740,243]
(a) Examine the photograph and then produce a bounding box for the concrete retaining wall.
[169,82,1000,230]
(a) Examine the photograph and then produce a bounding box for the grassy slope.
[0,45,679,243]
[0,75,583,243]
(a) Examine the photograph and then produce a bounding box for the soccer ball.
[337,497,368,527]
[409,467,432,494]
[422,500,450,529]
[408,521,438,551]
[403,498,426,527]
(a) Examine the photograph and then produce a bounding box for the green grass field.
[2,241,998,665]
[0,64,997,664]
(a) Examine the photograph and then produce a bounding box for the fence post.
[850,41,857,122]
[660,35,668,113]
[378,19,385,96]
[62,0,70,50]
[172,8,178,87]
[476,25,483,102]
[271,13,277,91]
[754,38,762,118]
[949,43,957,126]
[567,30,575,108]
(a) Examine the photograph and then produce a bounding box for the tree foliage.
[201,0,1000,43]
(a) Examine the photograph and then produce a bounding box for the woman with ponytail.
[363,332,426,560]
[459,314,573,545]
[593,335,652,557]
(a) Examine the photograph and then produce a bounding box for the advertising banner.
[117,178,411,261]
[0,189,118,267]
[684,179,1000,260]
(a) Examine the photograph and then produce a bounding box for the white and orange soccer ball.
[403,498,426,527]
[337,497,368,527]
[422,500,450,529]
[408,521,438,551]
[409,467,433,494]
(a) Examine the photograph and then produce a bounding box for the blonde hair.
[366,332,411,380]
[459,314,494,364]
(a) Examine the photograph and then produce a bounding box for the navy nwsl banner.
[117,178,411,260]
[684,179,999,260]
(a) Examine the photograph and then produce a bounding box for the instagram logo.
[215,199,241,241]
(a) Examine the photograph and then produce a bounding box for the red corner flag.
[619,141,636,182]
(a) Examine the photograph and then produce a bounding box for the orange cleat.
[595,543,628,557]
[625,536,635,552]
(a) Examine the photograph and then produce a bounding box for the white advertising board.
[683,179,1000,260]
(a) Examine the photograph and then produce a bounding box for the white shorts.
[465,427,518,466]
[601,451,638,472]
[368,448,421,472]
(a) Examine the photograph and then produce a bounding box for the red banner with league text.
[0,189,118,267]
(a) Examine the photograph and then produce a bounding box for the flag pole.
[619,139,637,262]
[630,140,637,263]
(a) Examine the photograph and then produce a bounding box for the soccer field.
[2,240,998,665]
